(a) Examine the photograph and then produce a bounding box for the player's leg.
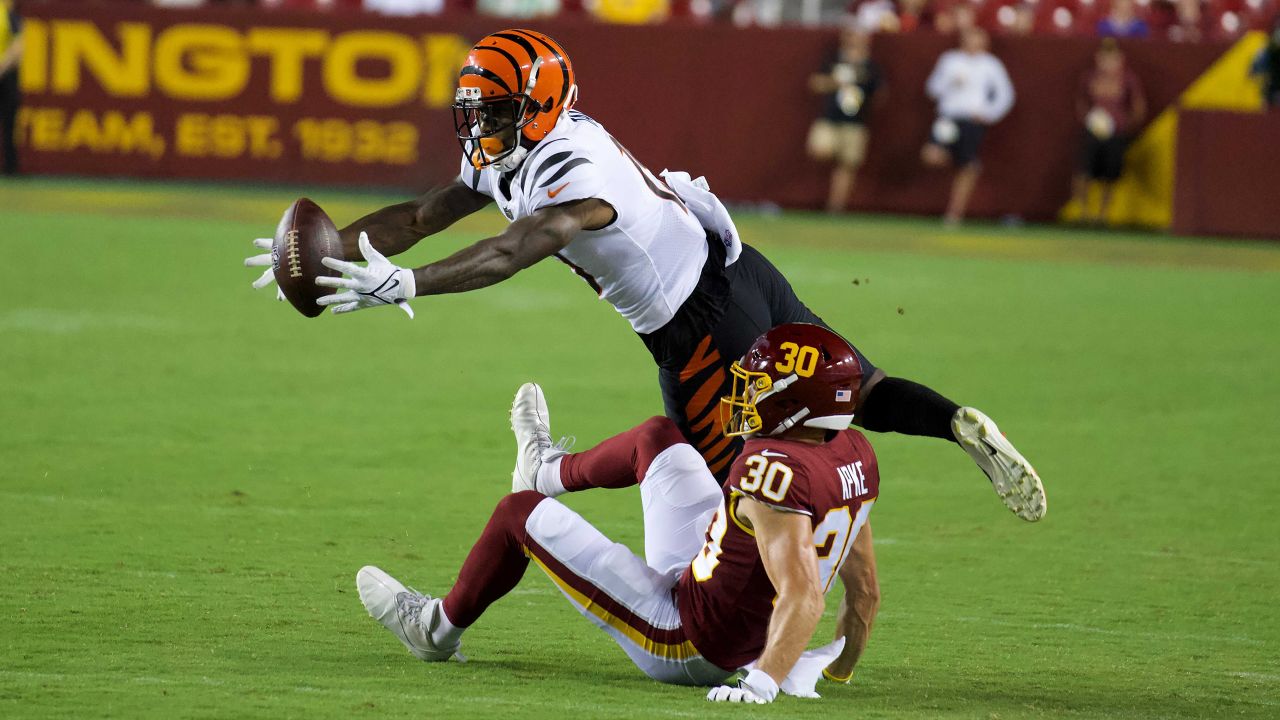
[510,385,721,573]
[355,493,559,664]
[511,381,706,497]
[943,120,986,225]
[826,124,868,214]
[513,495,730,685]
[357,490,731,684]
[1096,136,1127,221]
[944,164,980,226]
[633,431,723,576]
[730,242,1046,521]
[654,337,744,478]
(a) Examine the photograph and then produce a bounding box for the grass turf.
[1,178,1278,719]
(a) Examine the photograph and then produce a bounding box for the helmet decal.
[720,323,863,439]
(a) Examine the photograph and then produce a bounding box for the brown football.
[272,198,344,318]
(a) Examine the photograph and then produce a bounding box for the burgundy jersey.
[676,428,880,670]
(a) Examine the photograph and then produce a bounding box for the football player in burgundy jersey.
[356,324,883,703]
[244,29,1045,524]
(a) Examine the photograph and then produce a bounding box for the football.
[272,198,344,318]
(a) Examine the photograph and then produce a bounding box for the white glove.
[777,637,846,698]
[660,169,742,266]
[315,232,416,318]
[244,237,286,301]
[707,669,777,704]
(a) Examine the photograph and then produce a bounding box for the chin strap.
[491,144,529,173]
[769,407,811,436]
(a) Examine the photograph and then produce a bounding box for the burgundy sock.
[441,491,545,628]
[559,416,689,492]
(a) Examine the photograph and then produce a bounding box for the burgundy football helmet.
[720,323,864,438]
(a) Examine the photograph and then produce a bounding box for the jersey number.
[739,455,794,502]
[690,499,865,590]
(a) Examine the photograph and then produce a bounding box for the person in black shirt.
[1250,19,1280,108]
[807,29,882,213]
[0,0,22,176]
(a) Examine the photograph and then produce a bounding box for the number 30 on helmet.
[453,29,578,172]
[721,323,865,438]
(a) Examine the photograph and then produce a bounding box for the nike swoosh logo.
[547,182,570,199]
[760,450,789,458]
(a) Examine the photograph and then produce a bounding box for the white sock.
[431,603,466,648]
[536,456,567,498]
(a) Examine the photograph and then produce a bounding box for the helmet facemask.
[453,55,550,173]
[453,89,542,172]
[720,362,802,438]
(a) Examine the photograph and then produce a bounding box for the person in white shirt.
[921,27,1015,225]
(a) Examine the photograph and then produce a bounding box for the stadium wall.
[15,3,1231,222]
[1174,110,1280,239]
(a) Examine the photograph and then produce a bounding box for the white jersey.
[459,111,709,334]
[925,50,1015,124]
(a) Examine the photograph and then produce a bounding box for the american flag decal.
[835,389,852,402]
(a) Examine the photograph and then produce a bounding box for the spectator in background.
[731,0,785,26]
[1071,39,1146,224]
[364,0,444,15]
[852,0,901,32]
[478,0,561,17]
[1001,3,1036,35]
[591,0,670,23]
[1097,0,1150,38]
[921,27,1014,225]
[1250,19,1280,107]
[807,28,883,213]
[934,1,977,34]
[1168,0,1204,42]
[0,0,20,176]
[898,0,926,32]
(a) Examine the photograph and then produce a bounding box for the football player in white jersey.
[243,29,1045,525]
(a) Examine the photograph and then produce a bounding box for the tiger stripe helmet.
[454,29,578,172]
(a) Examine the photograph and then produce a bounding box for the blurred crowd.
[96,0,1280,39]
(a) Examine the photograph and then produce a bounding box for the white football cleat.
[952,407,1047,522]
[510,383,571,494]
[356,565,460,662]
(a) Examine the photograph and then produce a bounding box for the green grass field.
[2,178,1279,719]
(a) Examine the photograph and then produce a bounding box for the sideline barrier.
[15,3,1233,222]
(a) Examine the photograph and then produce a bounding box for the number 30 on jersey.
[691,456,866,591]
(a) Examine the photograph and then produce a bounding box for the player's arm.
[739,496,826,690]
[313,198,615,316]
[336,178,493,260]
[809,70,839,94]
[985,60,1016,124]
[824,520,880,682]
[410,197,614,296]
[925,54,950,100]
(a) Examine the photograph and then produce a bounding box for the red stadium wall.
[15,3,1230,221]
[1173,110,1280,239]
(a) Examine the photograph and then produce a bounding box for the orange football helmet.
[453,29,578,172]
